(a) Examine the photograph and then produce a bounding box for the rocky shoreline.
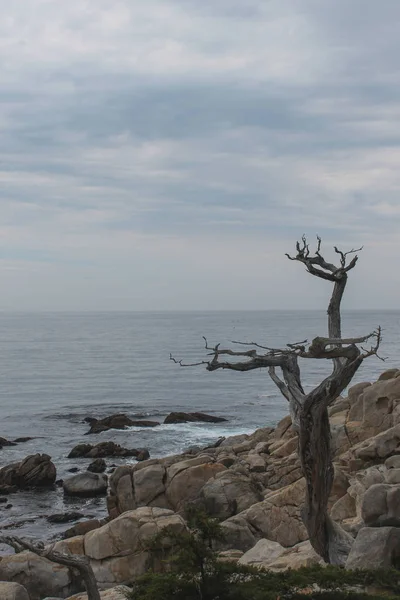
[1,370,400,598]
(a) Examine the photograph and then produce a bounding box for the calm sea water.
[0,310,399,542]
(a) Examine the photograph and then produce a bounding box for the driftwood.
[171,236,382,565]
[0,535,101,600]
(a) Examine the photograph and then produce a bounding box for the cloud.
[0,0,399,309]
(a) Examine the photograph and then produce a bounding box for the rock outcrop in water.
[85,414,159,434]
[164,411,228,424]
[68,441,150,461]
[63,472,108,497]
[0,454,56,490]
[2,369,400,598]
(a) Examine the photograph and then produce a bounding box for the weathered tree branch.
[0,535,101,600]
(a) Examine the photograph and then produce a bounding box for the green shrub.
[126,508,400,600]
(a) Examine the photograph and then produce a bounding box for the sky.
[1,0,400,311]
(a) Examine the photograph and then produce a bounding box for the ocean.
[0,310,399,542]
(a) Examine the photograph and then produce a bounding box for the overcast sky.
[1,0,399,310]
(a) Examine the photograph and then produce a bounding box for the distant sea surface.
[1,310,399,541]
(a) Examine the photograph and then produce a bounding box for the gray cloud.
[0,0,399,309]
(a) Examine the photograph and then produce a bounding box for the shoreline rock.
[63,472,108,497]
[0,454,56,490]
[85,414,159,435]
[164,411,228,424]
[68,441,149,461]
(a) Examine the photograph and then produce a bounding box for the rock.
[68,444,93,458]
[0,485,17,494]
[0,438,16,447]
[378,369,400,381]
[219,515,258,552]
[386,469,400,484]
[0,582,30,600]
[64,519,103,539]
[133,463,166,507]
[238,538,286,567]
[83,507,187,587]
[164,412,227,424]
[0,497,7,503]
[346,526,400,569]
[68,441,148,460]
[0,552,77,600]
[63,472,108,497]
[346,378,400,446]
[66,586,131,600]
[385,454,400,469]
[0,454,56,489]
[330,493,357,522]
[86,414,159,434]
[361,483,400,526]
[345,424,400,467]
[200,470,263,519]
[267,540,325,571]
[244,478,308,548]
[245,453,267,472]
[217,549,244,563]
[166,459,226,512]
[12,437,34,443]
[220,434,250,448]
[87,458,106,473]
[53,535,85,556]
[47,512,84,524]
[68,467,80,473]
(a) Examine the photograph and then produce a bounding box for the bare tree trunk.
[172,237,381,565]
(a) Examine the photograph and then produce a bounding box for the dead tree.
[0,535,101,600]
[171,237,382,565]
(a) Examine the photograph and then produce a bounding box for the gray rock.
[0,582,29,600]
[0,552,77,600]
[238,538,285,567]
[361,483,400,526]
[63,472,108,497]
[200,470,263,519]
[346,527,400,569]
[87,458,107,473]
[0,454,56,489]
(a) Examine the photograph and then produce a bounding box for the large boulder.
[266,540,325,571]
[165,457,226,512]
[0,582,29,600]
[84,507,186,587]
[200,470,263,519]
[0,552,78,600]
[238,538,286,567]
[63,472,108,497]
[0,454,56,489]
[361,483,400,526]
[164,412,227,424]
[86,414,159,434]
[220,478,307,551]
[107,455,227,517]
[346,377,400,446]
[346,526,400,569]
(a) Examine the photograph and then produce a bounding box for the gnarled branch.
[0,535,100,600]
